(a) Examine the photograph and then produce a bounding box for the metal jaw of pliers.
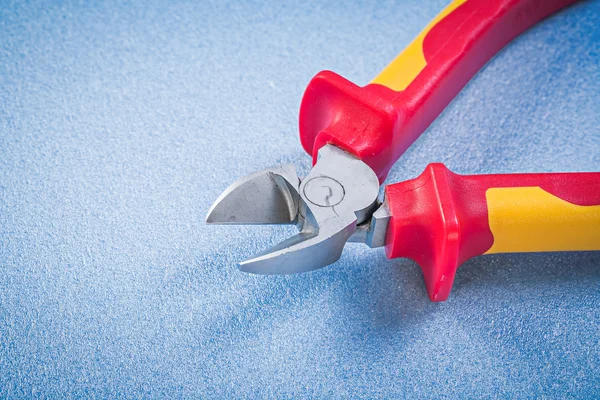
[207,0,600,301]
[206,145,389,274]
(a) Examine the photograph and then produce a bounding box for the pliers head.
[206,145,387,274]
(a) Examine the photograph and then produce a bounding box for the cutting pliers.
[207,0,600,301]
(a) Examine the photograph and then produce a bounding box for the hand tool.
[206,0,600,301]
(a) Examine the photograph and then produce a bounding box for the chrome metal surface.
[206,145,381,274]
[367,201,391,248]
[348,200,390,248]
[205,164,300,225]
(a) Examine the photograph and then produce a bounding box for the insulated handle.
[371,0,470,92]
[299,0,577,181]
[384,164,600,302]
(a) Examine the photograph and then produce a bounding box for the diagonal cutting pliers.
[206,0,600,301]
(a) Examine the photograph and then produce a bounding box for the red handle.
[384,164,600,301]
[298,0,577,181]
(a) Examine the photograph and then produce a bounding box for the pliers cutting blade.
[207,0,600,301]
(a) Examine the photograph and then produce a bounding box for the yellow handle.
[371,0,468,91]
[485,187,600,254]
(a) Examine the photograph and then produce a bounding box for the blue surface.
[1,0,599,397]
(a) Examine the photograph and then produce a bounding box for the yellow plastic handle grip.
[485,187,600,254]
[370,0,577,93]
[371,0,467,91]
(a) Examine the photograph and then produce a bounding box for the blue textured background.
[1,0,599,398]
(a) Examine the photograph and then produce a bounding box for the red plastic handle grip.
[384,164,600,301]
[298,0,577,181]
